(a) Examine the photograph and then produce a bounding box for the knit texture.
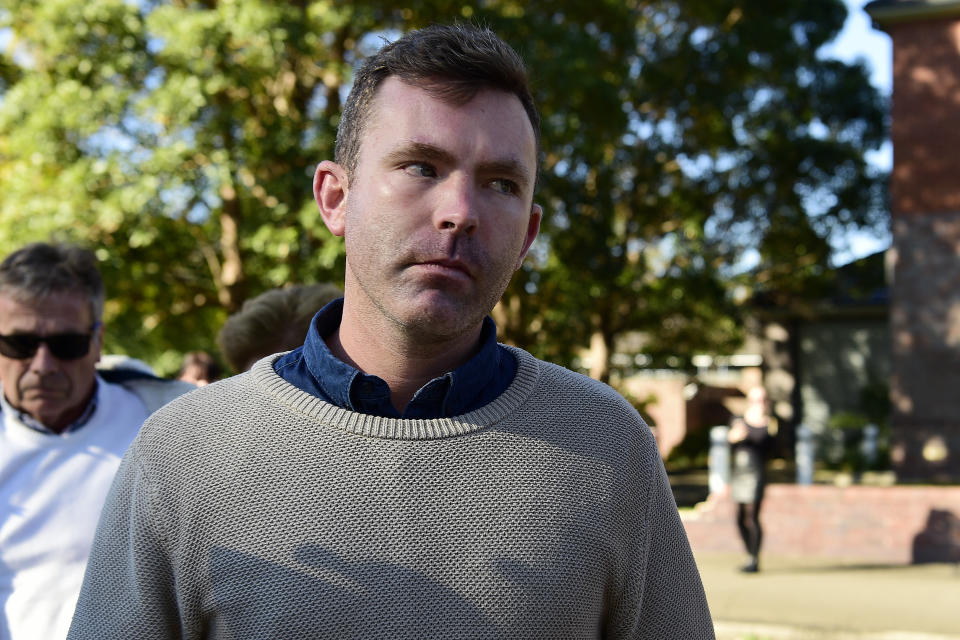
[68,347,714,639]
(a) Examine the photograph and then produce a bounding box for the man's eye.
[402,163,437,178]
[490,179,518,195]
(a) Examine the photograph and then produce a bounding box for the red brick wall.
[881,15,960,480]
[622,376,688,458]
[681,484,960,563]
[887,18,960,215]
[886,174,960,483]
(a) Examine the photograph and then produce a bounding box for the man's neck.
[330,298,483,414]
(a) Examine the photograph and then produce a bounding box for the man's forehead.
[0,290,92,328]
[367,77,538,168]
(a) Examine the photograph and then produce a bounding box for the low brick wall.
[681,484,960,564]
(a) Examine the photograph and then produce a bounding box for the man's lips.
[20,389,67,402]
[410,258,473,280]
[20,386,69,398]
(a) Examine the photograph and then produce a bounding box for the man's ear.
[515,203,542,269]
[314,160,349,237]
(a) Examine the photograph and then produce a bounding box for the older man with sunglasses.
[0,242,193,640]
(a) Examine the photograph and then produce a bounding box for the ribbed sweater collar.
[250,345,540,441]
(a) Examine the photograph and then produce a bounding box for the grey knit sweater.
[68,347,714,639]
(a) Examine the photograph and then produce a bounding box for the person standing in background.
[728,385,777,573]
[0,242,193,639]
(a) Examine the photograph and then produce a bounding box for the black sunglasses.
[0,324,100,361]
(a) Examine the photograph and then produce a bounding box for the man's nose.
[29,343,59,373]
[433,175,479,236]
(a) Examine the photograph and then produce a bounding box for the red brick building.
[866,0,960,481]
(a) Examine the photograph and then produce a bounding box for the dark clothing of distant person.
[729,417,773,572]
[730,419,772,504]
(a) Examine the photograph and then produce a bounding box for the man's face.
[329,77,541,342]
[0,291,102,432]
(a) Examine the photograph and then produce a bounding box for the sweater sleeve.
[67,446,184,639]
[624,457,716,639]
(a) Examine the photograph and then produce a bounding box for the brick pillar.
[867,2,960,480]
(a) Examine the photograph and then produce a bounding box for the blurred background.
[0,0,890,376]
[3,1,960,636]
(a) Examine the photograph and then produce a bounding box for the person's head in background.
[177,351,221,387]
[746,386,769,413]
[217,283,342,373]
[0,242,105,432]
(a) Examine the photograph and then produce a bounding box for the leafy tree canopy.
[0,0,886,379]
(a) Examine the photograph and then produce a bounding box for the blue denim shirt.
[273,298,517,419]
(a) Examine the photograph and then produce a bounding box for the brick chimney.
[866,0,960,480]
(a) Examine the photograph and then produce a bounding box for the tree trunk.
[588,326,613,384]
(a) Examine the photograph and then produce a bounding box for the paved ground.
[695,551,960,639]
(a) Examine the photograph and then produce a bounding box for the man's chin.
[397,295,485,341]
[20,395,70,416]
[20,409,69,430]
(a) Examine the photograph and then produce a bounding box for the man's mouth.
[413,258,473,280]
[20,385,69,397]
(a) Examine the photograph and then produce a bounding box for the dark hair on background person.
[217,283,342,373]
[177,351,222,386]
[0,242,105,322]
[335,22,541,178]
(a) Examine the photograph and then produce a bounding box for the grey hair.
[0,242,105,323]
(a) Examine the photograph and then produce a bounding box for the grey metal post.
[861,423,879,468]
[708,425,730,495]
[796,423,815,485]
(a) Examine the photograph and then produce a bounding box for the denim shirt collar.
[302,299,360,410]
[294,298,509,419]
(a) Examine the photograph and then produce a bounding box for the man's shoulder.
[144,370,254,418]
[503,346,647,438]
[506,346,638,411]
[99,369,196,415]
[135,370,271,441]
[501,347,658,476]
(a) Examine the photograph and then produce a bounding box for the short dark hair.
[0,242,105,322]
[178,351,222,383]
[216,283,342,372]
[335,23,540,178]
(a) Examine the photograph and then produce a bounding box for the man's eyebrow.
[383,142,456,167]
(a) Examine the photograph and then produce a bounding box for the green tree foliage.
[1,0,369,370]
[0,0,886,378]
[489,0,887,381]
